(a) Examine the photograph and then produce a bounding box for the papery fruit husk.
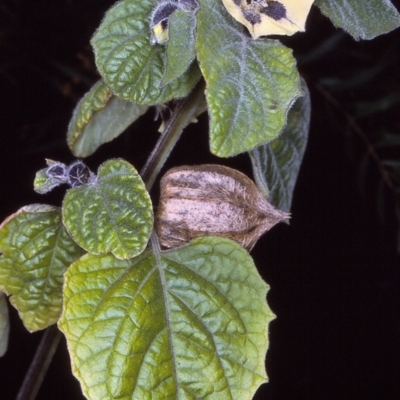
[156,164,289,250]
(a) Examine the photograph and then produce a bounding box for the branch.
[314,82,395,191]
[141,79,206,190]
[15,325,62,400]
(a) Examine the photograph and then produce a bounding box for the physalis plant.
[1,1,399,400]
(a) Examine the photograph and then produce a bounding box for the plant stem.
[315,82,395,191]
[15,325,62,400]
[140,79,206,190]
[14,81,206,400]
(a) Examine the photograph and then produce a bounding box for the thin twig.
[140,79,206,190]
[15,325,62,400]
[315,82,395,190]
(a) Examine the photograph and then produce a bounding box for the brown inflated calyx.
[155,164,290,250]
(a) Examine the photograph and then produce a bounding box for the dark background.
[0,1,399,399]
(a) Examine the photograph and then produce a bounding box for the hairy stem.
[141,79,206,190]
[15,325,62,400]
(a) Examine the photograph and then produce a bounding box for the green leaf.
[315,0,400,40]
[196,0,301,158]
[34,167,55,194]
[162,9,197,86]
[67,80,148,158]
[62,159,153,260]
[91,0,201,105]
[0,292,9,357]
[0,205,84,332]
[249,78,311,213]
[59,236,273,400]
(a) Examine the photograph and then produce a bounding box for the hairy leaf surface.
[91,0,201,105]
[68,80,148,158]
[0,205,84,331]
[62,159,153,260]
[249,78,311,212]
[315,0,400,40]
[162,10,197,86]
[196,0,301,157]
[59,237,274,400]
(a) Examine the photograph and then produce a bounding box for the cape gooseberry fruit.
[156,164,289,250]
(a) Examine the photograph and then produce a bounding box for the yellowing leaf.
[59,237,274,400]
[221,0,315,38]
[0,205,84,331]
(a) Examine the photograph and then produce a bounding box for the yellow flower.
[221,0,315,38]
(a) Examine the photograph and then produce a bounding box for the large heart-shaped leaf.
[249,78,311,212]
[315,0,400,40]
[91,0,201,105]
[0,292,9,356]
[59,236,274,400]
[62,159,153,260]
[67,80,148,158]
[196,0,301,157]
[0,205,84,331]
